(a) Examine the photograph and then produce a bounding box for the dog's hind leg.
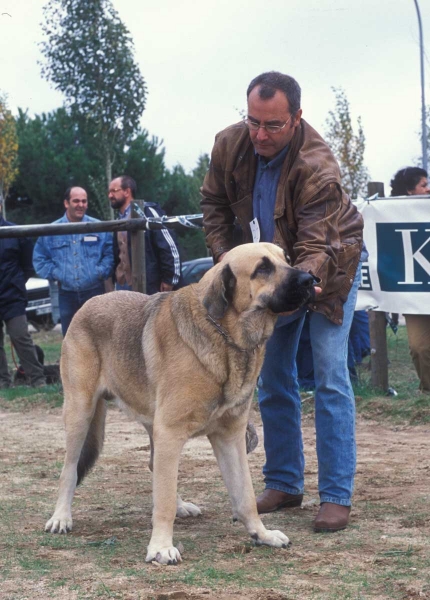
[45,392,106,534]
[144,424,201,520]
[208,427,290,549]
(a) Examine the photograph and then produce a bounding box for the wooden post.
[131,200,146,294]
[367,182,385,198]
[368,310,389,391]
[367,182,389,391]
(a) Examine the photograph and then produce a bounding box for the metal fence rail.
[0,213,204,240]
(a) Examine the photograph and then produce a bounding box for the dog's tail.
[76,396,107,486]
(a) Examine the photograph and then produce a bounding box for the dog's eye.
[251,257,275,279]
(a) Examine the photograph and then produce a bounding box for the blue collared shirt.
[33,213,114,292]
[252,144,290,242]
[252,144,306,327]
[118,204,132,220]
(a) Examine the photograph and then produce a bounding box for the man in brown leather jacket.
[201,71,364,532]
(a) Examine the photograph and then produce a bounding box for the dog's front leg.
[144,424,201,519]
[145,427,187,565]
[209,429,290,549]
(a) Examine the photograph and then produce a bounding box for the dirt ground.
[0,401,429,600]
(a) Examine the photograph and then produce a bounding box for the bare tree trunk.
[0,182,6,220]
[105,146,114,220]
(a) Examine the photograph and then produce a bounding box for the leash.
[205,313,255,354]
[10,341,20,370]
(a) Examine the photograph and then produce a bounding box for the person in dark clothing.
[0,203,46,388]
[108,175,181,293]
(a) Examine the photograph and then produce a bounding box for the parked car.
[25,277,59,330]
[180,256,214,287]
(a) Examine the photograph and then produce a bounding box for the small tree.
[40,0,147,216]
[0,94,19,219]
[324,87,369,198]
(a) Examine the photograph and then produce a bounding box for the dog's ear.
[203,263,237,320]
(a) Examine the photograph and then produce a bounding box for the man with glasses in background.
[108,175,181,294]
[201,71,364,532]
[33,187,114,336]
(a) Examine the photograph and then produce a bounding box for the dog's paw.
[251,529,290,548]
[45,514,73,534]
[176,499,201,518]
[145,545,182,565]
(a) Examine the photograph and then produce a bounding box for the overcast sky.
[1,0,429,195]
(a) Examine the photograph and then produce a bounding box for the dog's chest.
[215,351,261,414]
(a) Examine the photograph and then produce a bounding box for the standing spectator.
[201,71,364,532]
[390,167,429,197]
[390,167,430,392]
[0,199,46,388]
[33,187,114,336]
[108,175,181,293]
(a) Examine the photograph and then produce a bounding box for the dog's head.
[202,243,317,320]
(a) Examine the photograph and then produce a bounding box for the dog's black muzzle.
[267,270,319,314]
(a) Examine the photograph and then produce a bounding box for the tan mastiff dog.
[45,242,316,564]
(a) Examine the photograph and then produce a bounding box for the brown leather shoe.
[256,489,303,514]
[313,502,351,532]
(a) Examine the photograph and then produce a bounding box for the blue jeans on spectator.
[258,264,361,506]
[115,282,132,291]
[58,284,105,336]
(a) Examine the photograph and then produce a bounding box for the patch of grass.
[49,578,68,588]
[0,383,63,409]
[18,556,52,574]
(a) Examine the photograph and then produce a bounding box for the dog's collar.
[206,314,259,354]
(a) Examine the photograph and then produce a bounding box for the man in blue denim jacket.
[33,187,114,336]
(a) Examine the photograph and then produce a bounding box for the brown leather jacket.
[200,119,364,324]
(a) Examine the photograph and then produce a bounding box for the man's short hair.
[247,71,301,116]
[119,175,137,199]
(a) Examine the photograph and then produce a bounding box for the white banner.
[355,197,430,314]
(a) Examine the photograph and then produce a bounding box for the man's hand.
[160,282,174,292]
[277,286,322,316]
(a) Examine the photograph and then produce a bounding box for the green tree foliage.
[189,153,210,212]
[8,108,105,223]
[324,87,369,198]
[119,130,168,204]
[0,93,19,219]
[10,108,208,258]
[40,0,147,214]
[162,155,209,260]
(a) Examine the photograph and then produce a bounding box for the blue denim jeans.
[115,282,132,291]
[258,265,362,506]
[58,284,105,336]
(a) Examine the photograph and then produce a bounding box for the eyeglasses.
[245,116,291,134]
[108,187,123,195]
